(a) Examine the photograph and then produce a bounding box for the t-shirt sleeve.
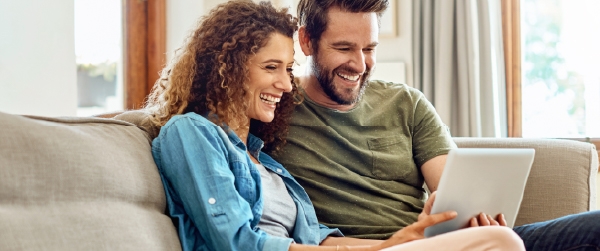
[411,92,457,168]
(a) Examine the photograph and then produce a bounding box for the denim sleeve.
[318,224,344,243]
[153,117,292,251]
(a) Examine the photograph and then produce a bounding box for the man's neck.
[298,75,357,112]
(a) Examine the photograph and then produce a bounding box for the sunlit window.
[521,0,600,138]
[74,0,123,116]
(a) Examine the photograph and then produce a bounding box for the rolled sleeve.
[318,224,344,243]
[263,236,294,251]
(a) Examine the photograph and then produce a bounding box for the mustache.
[333,65,369,76]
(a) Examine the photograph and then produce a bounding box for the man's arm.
[420,154,447,192]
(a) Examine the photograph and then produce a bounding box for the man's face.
[310,7,379,105]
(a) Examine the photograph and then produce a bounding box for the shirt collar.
[224,128,264,159]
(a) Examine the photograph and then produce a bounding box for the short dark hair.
[297,0,389,49]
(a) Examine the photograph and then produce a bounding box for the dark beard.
[311,52,371,105]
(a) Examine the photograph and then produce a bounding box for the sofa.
[0,110,597,250]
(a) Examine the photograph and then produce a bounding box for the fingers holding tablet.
[468,213,508,227]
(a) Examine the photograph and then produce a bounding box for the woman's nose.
[275,72,293,92]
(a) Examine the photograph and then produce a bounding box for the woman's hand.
[374,210,457,250]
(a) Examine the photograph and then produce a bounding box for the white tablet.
[424,148,535,237]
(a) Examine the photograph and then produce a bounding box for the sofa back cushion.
[0,111,181,250]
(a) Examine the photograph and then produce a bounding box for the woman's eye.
[266,65,277,70]
[286,67,293,72]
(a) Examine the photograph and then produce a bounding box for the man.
[270,0,600,250]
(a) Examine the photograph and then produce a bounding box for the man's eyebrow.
[330,41,379,47]
[331,41,356,47]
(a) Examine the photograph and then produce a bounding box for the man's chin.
[331,89,361,105]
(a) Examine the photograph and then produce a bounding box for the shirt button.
[208,198,216,204]
[276,168,282,173]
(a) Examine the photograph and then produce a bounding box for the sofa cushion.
[113,109,160,140]
[0,111,181,250]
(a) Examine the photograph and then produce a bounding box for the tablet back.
[424,148,535,237]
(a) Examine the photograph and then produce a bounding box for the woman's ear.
[298,26,313,56]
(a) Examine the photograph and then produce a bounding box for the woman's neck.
[229,119,250,146]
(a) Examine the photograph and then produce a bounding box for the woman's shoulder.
[158,112,220,139]
[164,112,213,126]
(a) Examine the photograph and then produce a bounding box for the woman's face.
[245,32,295,123]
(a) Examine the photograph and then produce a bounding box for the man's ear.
[298,26,313,56]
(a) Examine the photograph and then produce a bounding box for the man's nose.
[349,50,367,73]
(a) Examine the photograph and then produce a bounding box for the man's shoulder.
[365,80,426,100]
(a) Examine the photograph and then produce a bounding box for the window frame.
[501,0,600,157]
[124,0,166,109]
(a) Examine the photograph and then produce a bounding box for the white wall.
[0,0,77,116]
[166,0,205,61]
[165,0,413,85]
[378,0,413,86]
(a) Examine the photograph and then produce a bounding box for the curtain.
[412,0,507,137]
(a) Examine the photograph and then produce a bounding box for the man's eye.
[337,48,350,51]
[364,48,375,52]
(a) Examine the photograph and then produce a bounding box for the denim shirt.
[151,113,342,251]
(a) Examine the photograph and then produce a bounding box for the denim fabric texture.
[514,210,600,251]
[152,113,342,251]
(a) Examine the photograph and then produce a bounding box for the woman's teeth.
[337,73,360,81]
[260,94,280,105]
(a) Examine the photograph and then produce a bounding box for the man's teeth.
[338,73,360,81]
[260,94,280,105]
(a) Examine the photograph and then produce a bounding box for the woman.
[145,1,524,250]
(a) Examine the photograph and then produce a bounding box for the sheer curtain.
[412,0,507,137]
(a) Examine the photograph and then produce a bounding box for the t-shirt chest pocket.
[367,136,412,180]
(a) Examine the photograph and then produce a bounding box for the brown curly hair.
[145,0,299,152]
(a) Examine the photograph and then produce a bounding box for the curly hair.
[145,0,299,152]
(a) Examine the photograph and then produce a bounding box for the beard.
[311,52,371,105]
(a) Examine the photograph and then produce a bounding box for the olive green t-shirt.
[270,80,456,239]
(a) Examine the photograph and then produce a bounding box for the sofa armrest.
[453,137,598,227]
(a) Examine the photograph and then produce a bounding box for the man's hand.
[468,212,507,227]
[418,191,437,220]
[375,210,457,250]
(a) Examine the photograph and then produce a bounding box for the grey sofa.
[0,110,597,250]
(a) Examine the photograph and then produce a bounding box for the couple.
[146,1,600,251]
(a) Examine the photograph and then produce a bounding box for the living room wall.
[0,0,77,116]
[166,0,414,86]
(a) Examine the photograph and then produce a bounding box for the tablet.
[423,148,535,237]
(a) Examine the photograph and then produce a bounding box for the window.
[520,0,600,138]
[75,0,165,116]
[75,0,123,116]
